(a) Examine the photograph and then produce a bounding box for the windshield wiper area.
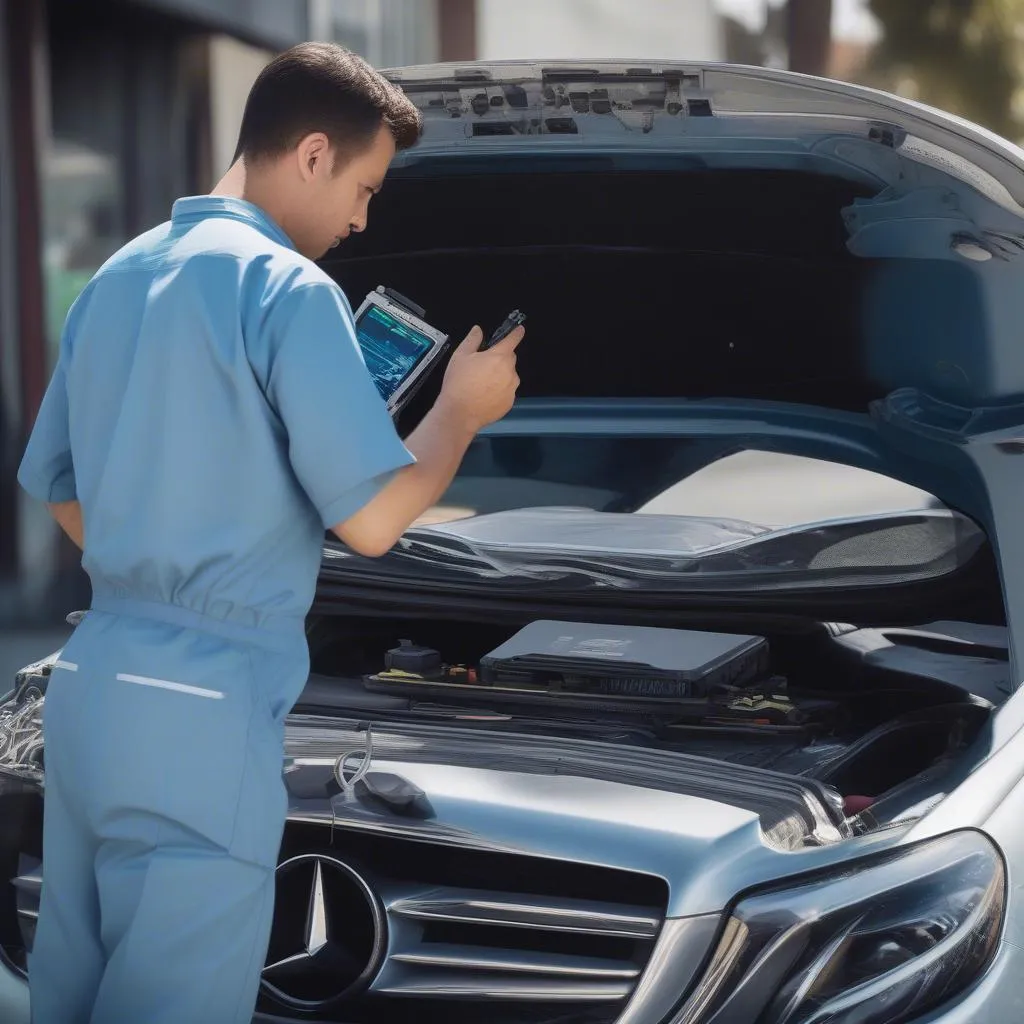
[324,506,986,595]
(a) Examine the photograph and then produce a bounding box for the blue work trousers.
[27,602,306,1024]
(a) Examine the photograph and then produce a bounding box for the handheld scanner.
[482,310,526,351]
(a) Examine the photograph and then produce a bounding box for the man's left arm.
[46,500,83,550]
[19,301,84,550]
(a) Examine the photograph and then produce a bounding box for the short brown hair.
[233,43,422,165]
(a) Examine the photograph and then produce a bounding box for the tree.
[865,0,1024,140]
[721,15,768,67]
[787,0,834,75]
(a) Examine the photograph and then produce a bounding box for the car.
[2,58,1024,1024]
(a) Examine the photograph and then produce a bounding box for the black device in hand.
[481,310,526,350]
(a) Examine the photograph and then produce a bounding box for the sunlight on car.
[412,505,476,527]
[638,451,938,528]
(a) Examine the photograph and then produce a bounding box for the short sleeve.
[18,346,76,505]
[261,281,415,528]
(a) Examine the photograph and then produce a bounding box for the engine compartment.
[304,611,1001,825]
[313,156,1008,830]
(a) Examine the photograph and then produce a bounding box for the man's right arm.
[259,281,522,558]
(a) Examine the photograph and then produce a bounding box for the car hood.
[384,59,1024,209]
[382,59,1024,406]
[354,61,1024,710]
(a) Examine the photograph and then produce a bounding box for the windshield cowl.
[322,506,985,595]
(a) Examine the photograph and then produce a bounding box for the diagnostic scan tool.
[481,309,526,351]
[353,286,449,414]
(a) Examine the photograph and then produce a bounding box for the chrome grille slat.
[12,868,41,956]
[11,873,40,897]
[388,887,660,939]
[375,969,634,1001]
[390,944,641,979]
[375,878,661,1003]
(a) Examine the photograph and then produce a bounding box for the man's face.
[294,125,396,260]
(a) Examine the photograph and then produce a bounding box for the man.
[17,43,523,1024]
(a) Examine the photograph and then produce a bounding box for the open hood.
[323,61,1024,703]
[376,60,1024,405]
[384,60,1024,210]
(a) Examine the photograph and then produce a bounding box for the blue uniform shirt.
[18,196,414,637]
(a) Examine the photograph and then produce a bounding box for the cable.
[333,722,374,794]
[0,692,44,773]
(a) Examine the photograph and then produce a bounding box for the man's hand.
[332,323,524,557]
[435,323,523,434]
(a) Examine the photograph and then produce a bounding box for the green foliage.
[866,0,1024,140]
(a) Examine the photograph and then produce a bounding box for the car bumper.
[1,940,1021,1024]
[907,939,1024,1023]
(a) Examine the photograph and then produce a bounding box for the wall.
[0,1,18,589]
[0,0,280,626]
[477,0,724,63]
[126,0,308,51]
[208,35,273,182]
[309,0,440,68]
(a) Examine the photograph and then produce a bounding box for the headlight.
[673,830,1004,1024]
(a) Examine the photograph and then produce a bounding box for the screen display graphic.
[356,303,435,402]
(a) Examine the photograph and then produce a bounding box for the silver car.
[2,59,1023,1024]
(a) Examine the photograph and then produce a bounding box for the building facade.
[476,0,723,63]
[0,0,469,627]
[3,0,722,629]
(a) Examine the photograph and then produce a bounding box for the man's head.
[232,43,422,259]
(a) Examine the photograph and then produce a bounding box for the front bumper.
[2,939,1021,1024]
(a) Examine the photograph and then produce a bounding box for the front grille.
[5,818,667,1021]
[1,752,680,1023]
[258,821,669,1023]
[10,855,40,968]
[382,887,656,1000]
[3,797,679,1024]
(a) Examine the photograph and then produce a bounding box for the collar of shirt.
[171,196,296,252]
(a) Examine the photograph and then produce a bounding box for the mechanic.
[17,43,523,1024]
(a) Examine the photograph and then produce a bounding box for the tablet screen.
[356,302,436,402]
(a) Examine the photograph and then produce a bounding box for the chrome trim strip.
[390,946,640,979]
[388,889,660,939]
[373,976,632,1001]
[10,875,40,896]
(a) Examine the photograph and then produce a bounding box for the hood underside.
[323,60,1024,701]
[372,60,1024,415]
[384,60,1024,209]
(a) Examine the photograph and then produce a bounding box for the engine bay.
[305,612,1004,827]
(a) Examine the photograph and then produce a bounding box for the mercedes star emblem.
[261,853,386,1011]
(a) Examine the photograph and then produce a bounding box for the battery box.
[478,620,769,698]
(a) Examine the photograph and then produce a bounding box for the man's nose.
[349,217,366,234]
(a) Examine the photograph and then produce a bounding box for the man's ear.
[295,132,331,181]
